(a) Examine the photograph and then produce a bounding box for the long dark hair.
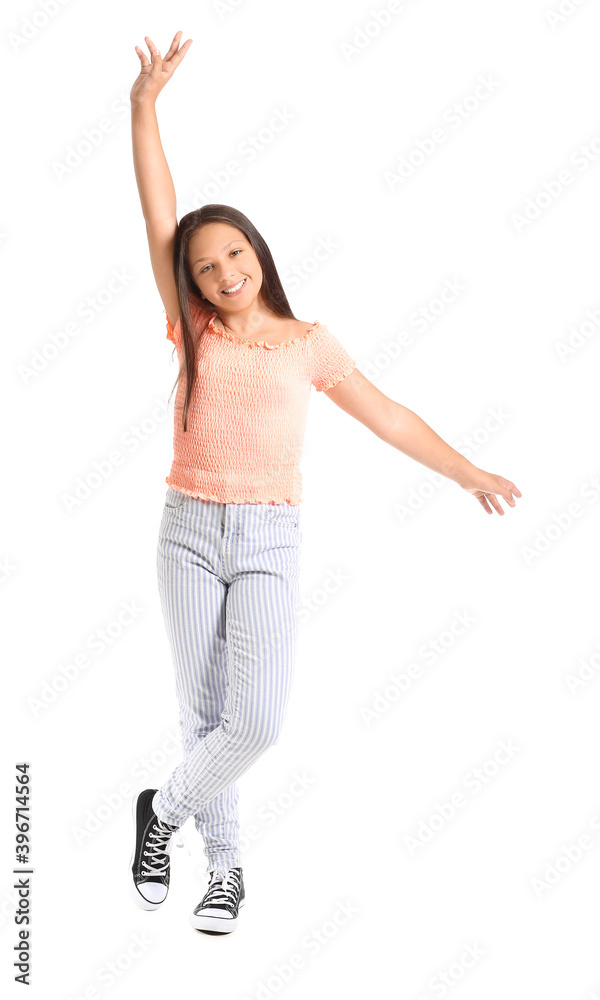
[169,204,296,432]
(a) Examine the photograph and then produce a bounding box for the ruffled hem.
[207,312,320,350]
[166,477,301,506]
[316,360,358,392]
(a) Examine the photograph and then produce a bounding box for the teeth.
[222,278,245,294]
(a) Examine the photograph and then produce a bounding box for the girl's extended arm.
[324,368,522,516]
[131,100,177,224]
[130,32,193,324]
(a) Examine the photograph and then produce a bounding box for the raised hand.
[131,31,193,105]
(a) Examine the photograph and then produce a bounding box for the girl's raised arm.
[130,32,193,330]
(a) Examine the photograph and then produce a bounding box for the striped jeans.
[152,485,302,873]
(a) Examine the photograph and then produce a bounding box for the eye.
[199,249,243,274]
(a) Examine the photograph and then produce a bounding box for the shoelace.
[202,867,241,908]
[142,819,179,876]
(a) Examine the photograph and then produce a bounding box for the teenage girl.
[127,31,522,935]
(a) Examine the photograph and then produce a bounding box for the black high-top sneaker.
[190,867,245,933]
[129,788,179,910]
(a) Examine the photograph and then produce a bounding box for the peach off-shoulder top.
[163,302,357,505]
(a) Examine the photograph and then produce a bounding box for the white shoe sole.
[128,791,169,911]
[190,897,245,933]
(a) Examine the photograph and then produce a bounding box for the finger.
[147,39,163,74]
[493,478,515,506]
[144,35,161,63]
[162,29,181,60]
[476,495,493,514]
[164,29,186,60]
[168,37,193,68]
[500,477,522,502]
[488,494,505,515]
[134,45,150,68]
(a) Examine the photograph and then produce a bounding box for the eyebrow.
[192,240,245,265]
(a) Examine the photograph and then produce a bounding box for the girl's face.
[187,223,263,309]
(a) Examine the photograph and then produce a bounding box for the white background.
[3,0,600,997]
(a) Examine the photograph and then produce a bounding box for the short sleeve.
[311,324,357,391]
[165,309,180,348]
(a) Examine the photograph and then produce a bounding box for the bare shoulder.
[294,318,319,334]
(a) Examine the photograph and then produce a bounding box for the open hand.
[456,467,522,515]
[131,31,193,105]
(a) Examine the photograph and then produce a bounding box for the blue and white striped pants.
[152,486,302,873]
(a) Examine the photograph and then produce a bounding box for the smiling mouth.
[221,278,247,294]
